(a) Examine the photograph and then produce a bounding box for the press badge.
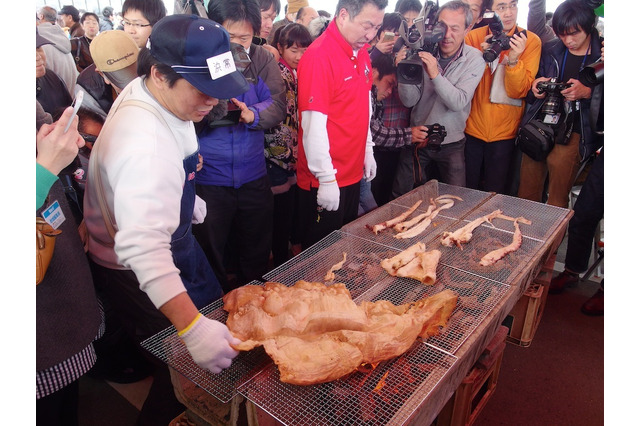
[542,114,561,125]
[42,199,65,230]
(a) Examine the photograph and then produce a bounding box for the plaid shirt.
[371,86,413,149]
[381,85,411,128]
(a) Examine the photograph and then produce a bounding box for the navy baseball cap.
[148,14,249,99]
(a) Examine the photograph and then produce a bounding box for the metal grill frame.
[237,342,458,426]
[140,180,573,425]
[141,281,271,403]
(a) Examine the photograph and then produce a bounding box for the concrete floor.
[78,239,605,426]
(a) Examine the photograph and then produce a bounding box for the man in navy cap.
[83,15,249,424]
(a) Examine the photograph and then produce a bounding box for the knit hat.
[288,0,309,15]
[90,31,139,90]
[148,14,249,99]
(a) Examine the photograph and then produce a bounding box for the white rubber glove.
[363,147,377,182]
[363,95,376,182]
[192,195,207,224]
[317,176,340,211]
[178,314,241,373]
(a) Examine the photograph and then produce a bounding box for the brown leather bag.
[36,217,62,285]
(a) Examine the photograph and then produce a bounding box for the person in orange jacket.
[463,0,541,194]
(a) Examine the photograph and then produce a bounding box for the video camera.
[480,11,526,63]
[393,1,446,85]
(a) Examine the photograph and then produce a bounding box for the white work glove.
[178,314,241,373]
[363,95,376,183]
[317,176,340,211]
[192,195,207,224]
[363,148,377,182]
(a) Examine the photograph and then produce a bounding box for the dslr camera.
[536,77,572,116]
[480,12,526,62]
[423,123,448,151]
[394,1,446,85]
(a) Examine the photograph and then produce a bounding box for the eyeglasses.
[494,2,518,13]
[80,133,97,143]
[122,20,151,29]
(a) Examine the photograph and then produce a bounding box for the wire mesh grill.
[457,193,570,242]
[390,180,493,217]
[141,181,572,425]
[354,267,510,354]
[264,231,510,355]
[140,282,271,403]
[342,181,493,250]
[264,231,394,300]
[238,342,458,426]
[436,224,542,286]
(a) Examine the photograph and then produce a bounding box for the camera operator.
[464,0,541,194]
[517,0,602,208]
[392,1,485,197]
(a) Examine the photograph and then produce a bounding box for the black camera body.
[536,78,572,94]
[536,77,572,116]
[481,12,526,62]
[424,123,447,151]
[395,1,446,85]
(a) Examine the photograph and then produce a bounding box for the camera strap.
[560,44,591,81]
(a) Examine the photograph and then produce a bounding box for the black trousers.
[565,149,604,273]
[464,134,516,194]
[193,176,274,292]
[37,380,80,426]
[89,261,185,426]
[297,181,360,250]
[371,148,401,206]
[271,185,296,267]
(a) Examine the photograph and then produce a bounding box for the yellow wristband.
[178,313,203,337]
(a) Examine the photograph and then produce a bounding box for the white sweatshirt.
[84,77,198,309]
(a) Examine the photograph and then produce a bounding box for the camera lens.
[541,93,563,115]
[483,48,499,62]
[399,64,422,83]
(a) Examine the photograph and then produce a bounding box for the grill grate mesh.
[341,180,493,250]
[141,181,572,425]
[140,282,271,403]
[237,342,458,426]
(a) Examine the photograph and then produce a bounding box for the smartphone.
[63,90,84,133]
[382,31,395,43]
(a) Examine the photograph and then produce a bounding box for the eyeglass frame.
[493,1,519,13]
[122,19,151,29]
[80,133,98,144]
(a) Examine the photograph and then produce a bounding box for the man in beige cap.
[75,30,140,117]
[268,0,309,44]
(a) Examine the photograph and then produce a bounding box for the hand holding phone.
[382,31,395,43]
[63,90,84,133]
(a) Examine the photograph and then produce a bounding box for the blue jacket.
[521,28,603,160]
[196,44,286,188]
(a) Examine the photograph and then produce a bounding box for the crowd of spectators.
[35,0,604,423]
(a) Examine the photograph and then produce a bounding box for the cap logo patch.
[107,51,135,66]
[206,50,236,80]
